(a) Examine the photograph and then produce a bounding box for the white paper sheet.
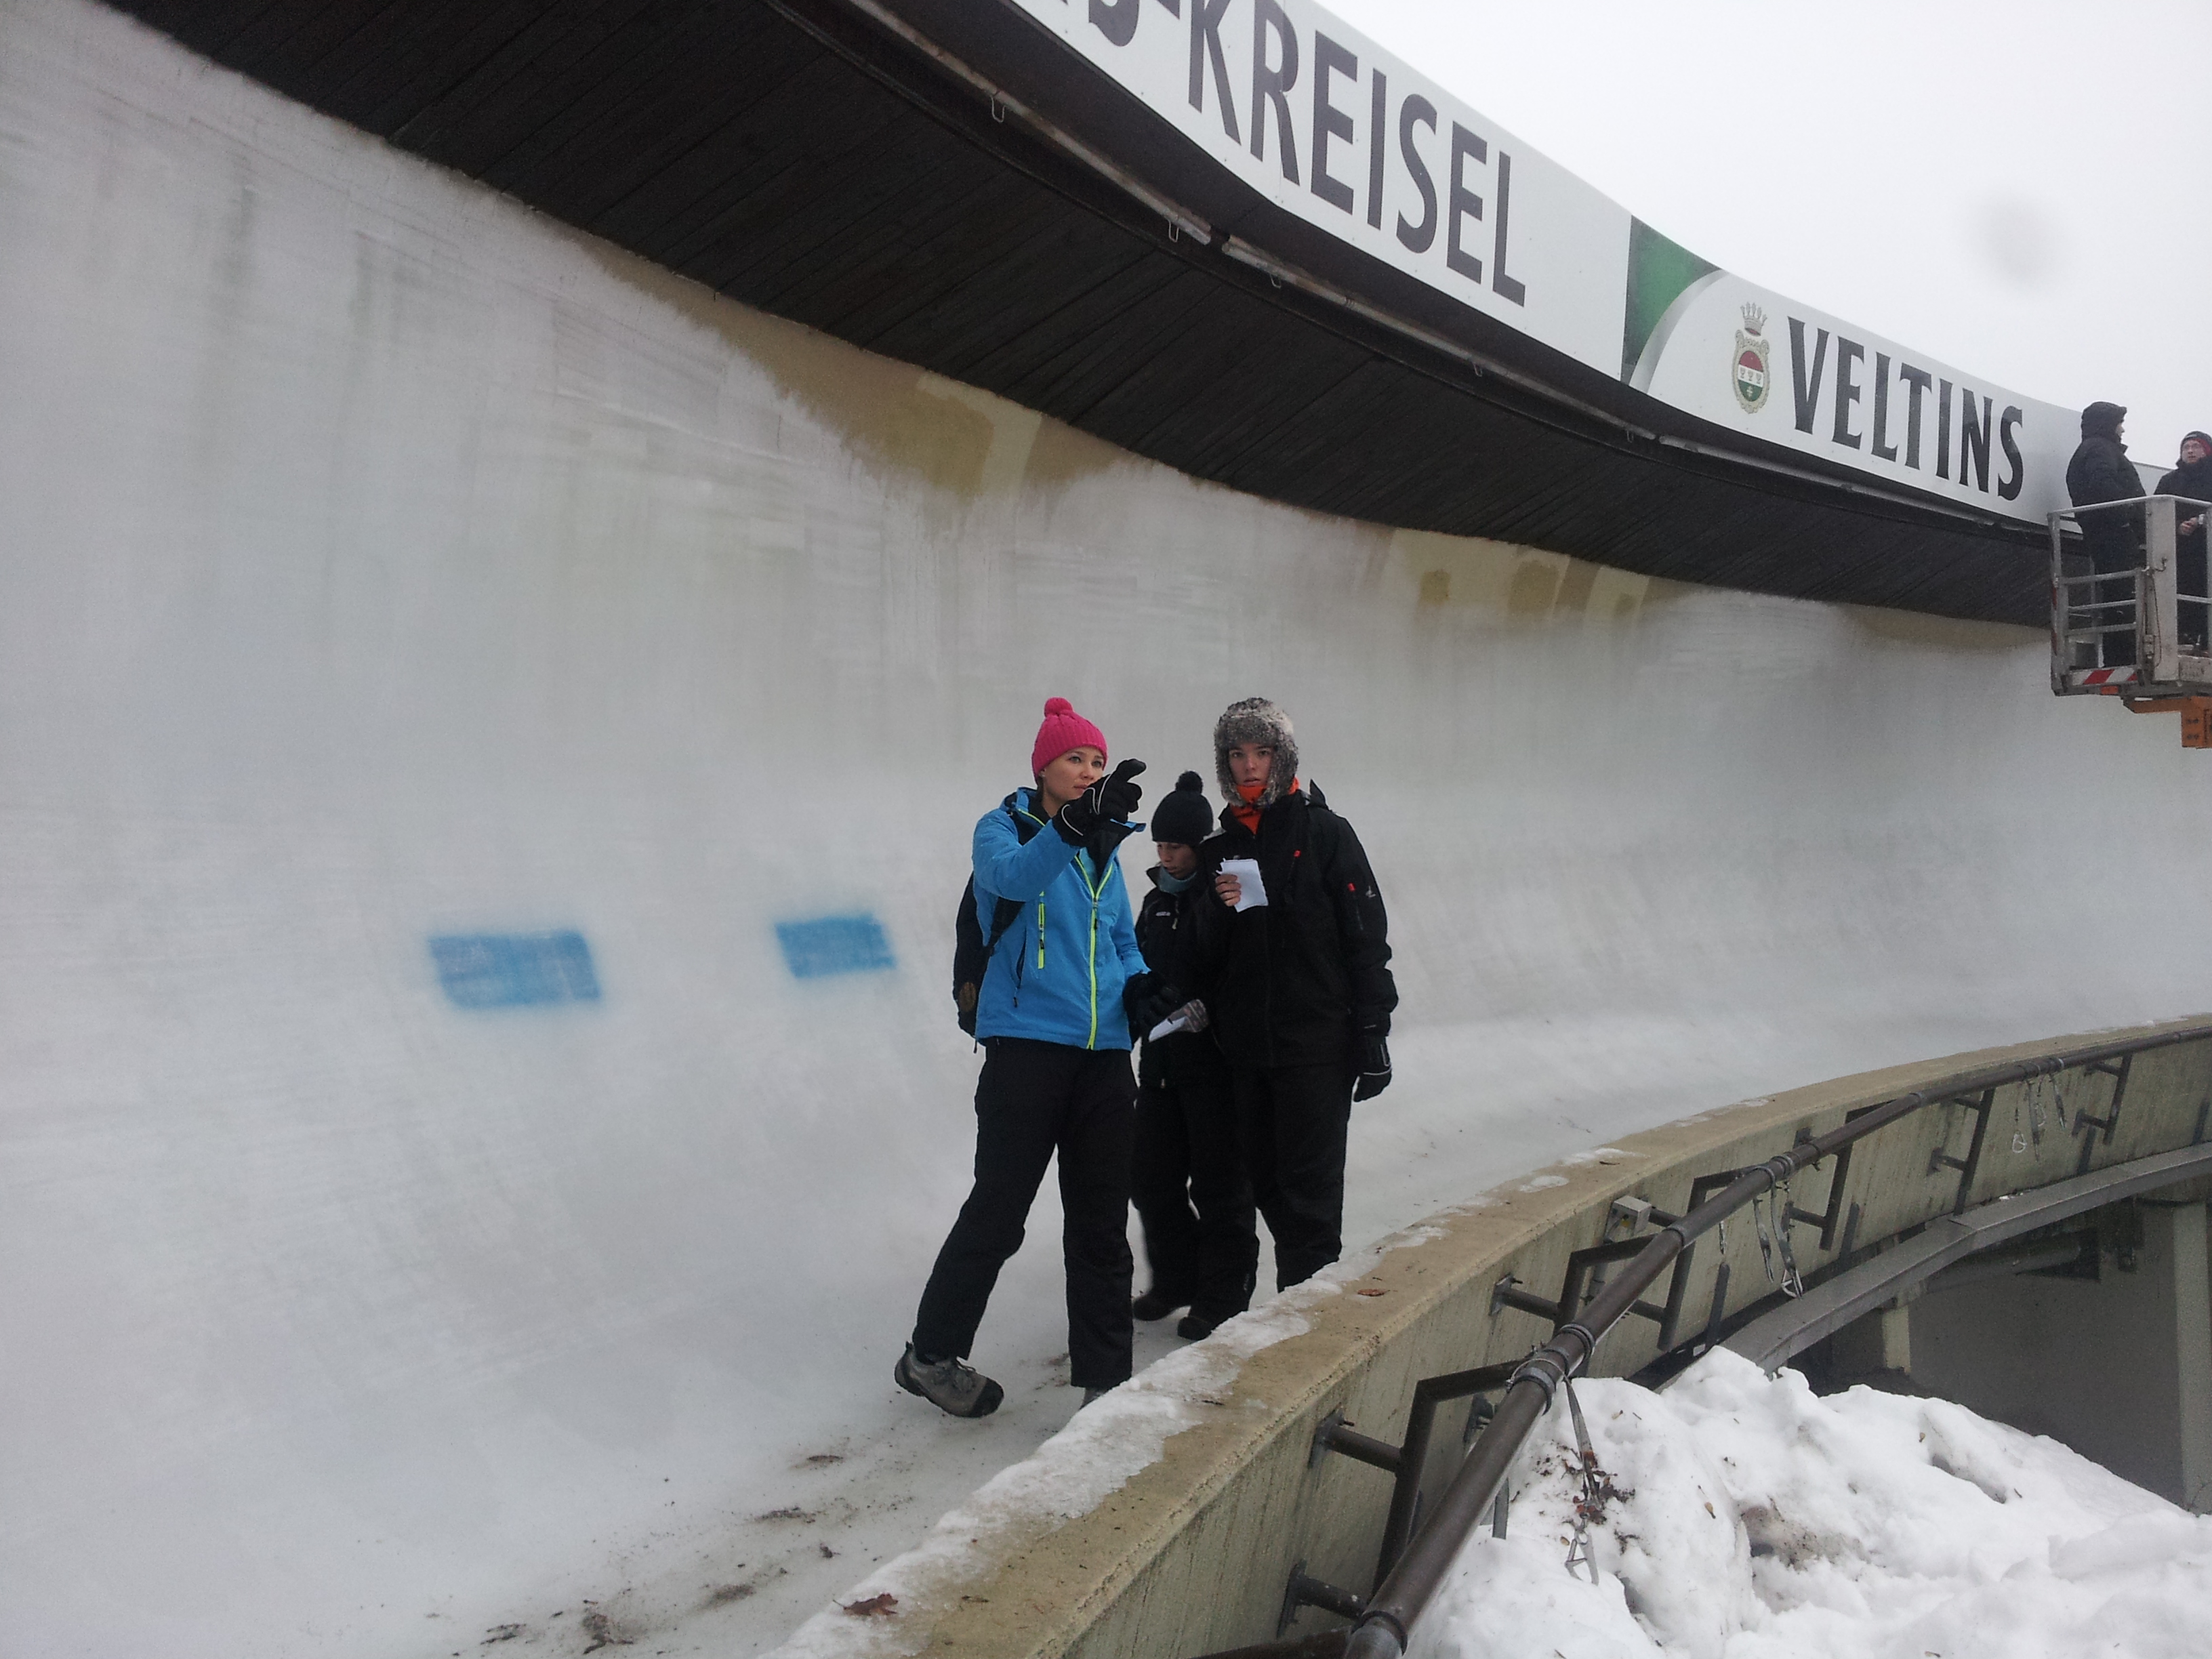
[1146,1009,1191,1041]
[1218,857,1267,912]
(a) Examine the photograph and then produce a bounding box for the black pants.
[2182,537,2207,650]
[1233,1062,1355,1291]
[912,1039,1136,1390]
[2090,539,2139,667]
[1132,1073,1257,1322]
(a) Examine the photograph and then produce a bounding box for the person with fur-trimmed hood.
[1189,697,1396,1292]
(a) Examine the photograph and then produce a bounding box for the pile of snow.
[1416,1349,2212,1659]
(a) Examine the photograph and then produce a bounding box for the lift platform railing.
[2049,495,2212,695]
[1192,1017,2212,1659]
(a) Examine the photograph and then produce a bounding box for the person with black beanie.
[1188,699,1397,1293]
[2156,431,2212,652]
[2066,402,2146,667]
[1128,772,1258,1340]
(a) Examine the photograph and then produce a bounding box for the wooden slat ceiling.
[106,0,2050,623]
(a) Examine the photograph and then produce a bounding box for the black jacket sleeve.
[1320,814,1397,1035]
[1183,842,1231,1002]
[2068,438,2143,508]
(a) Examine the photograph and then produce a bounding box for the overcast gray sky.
[1330,0,2212,471]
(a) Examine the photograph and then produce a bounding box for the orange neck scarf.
[1231,777,1296,835]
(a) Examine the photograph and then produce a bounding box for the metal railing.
[1196,1017,2212,1659]
[1725,1139,2212,1374]
[2050,495,2212,693]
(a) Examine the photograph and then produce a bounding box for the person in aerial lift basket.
[2066,401,2146,667]
[1128,771,1258,1341]
[900,698,1179,1418]
[2156,430,2212,652]
[1189,697,1397,1293]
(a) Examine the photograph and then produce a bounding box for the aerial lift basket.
[2049,495,2212,745]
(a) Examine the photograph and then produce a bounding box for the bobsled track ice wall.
[5,3,2212,1656]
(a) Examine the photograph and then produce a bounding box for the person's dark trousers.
[2182,539,2208,651]
[1233,1063,1355,1291]
[2091,540,2139,667]
[1132,1076,1258,1322]
[912,1038,1137,1390]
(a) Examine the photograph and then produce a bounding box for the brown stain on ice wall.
[1019,413,1128,489]
[1392,530,1660,628]
[1507,556,1562,616]
[1843,605,2036,651]
[574,238,1115,504]
[572,234,1734,626]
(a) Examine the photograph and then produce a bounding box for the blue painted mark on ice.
[776,914,895,979]
[430,931,602,1008]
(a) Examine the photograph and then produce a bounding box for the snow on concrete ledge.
[766,1233,1438,1659]
[767,1290,1326,1658]
[761,1018,2212,1659]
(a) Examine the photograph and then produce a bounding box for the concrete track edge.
[773,1015,2212,1659]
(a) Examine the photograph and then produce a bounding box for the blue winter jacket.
[972,790,1147,1050]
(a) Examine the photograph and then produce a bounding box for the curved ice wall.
[6,2,2212,1654]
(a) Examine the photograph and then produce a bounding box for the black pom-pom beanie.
[1151,770,1215,846]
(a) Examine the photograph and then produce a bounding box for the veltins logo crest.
[1732,302,1771,413]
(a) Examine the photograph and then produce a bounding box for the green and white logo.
[1732,302,1771,413]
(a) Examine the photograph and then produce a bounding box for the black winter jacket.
[2155,455,2212,556]
[2068,404,2145,567]
[1134,869,1229,1088]
[1189,785,1397,1072]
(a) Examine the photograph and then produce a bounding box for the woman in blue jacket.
[900,699,1168,1416]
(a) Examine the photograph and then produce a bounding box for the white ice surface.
[9,3,2212,1657]
[1414,1350,2212,1659]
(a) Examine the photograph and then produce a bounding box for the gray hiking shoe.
[895,1344,1004,1418]
[1080,1385,1111,1409]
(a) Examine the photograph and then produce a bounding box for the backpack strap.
[984,793,1042,951]
[985,896,1024,951]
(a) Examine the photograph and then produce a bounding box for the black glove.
[1124,974,1184,1035]
[1351,1030,1392,1101]
[1056,757,1145,842]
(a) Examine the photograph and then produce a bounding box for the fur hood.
[1212,697,1299,808]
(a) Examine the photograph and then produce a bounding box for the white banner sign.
[1006,0,1632,379]
[1632,272,2075,520]
[1005,0,2069,526]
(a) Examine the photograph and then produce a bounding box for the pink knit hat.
[1030,697,1107,777]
